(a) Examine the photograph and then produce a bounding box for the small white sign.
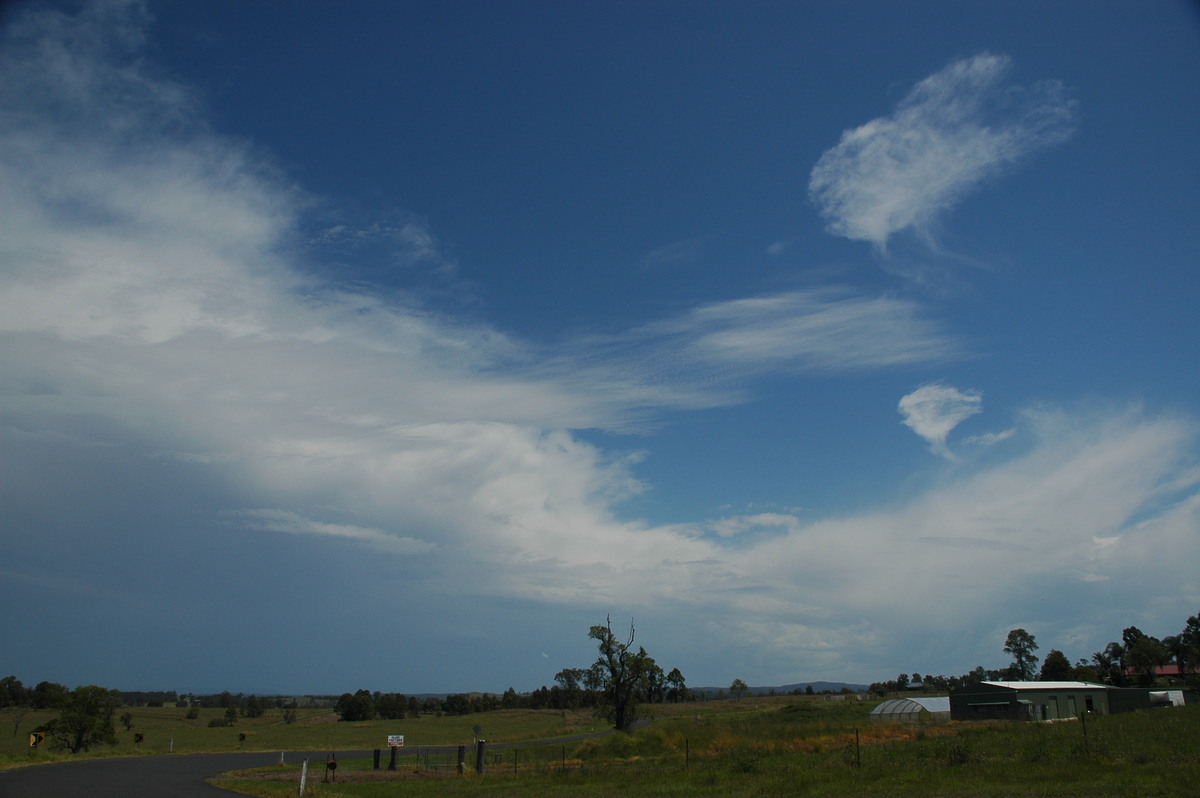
[387,734,405,747]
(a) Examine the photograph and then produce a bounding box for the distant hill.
[692,681,869,697]
[776,681,869,694]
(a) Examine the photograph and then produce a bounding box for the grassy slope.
[7,698,1200,795]
[0,704,606,769]
[212,697,1200,797]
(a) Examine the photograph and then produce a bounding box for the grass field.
[0,703,606,769]
[6,697,1200,795]
[210,698,1200,797]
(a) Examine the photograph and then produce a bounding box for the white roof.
[981,681,1107,690]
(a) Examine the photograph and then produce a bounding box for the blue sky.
[2,0,1199,695]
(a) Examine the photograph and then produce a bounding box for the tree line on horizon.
[11,610,1195,753]
[0,617,689,748]
[335,616,689,731]
[868,610,1200,695]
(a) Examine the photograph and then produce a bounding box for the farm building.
[869,696,951,722]
[946,681,1198,721]
[950,681,1110,721]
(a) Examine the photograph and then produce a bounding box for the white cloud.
[899,382,983,458]
[639,287,963,374]
[309,216,460,278]
[964,427,1017,447]
[706,513,804,539]
[229,509,435,554]
[1,2,966,628]
[809,53,1077,249]
[3,2,1197,689]
[727,406,1200,660]
[639,237,707,270]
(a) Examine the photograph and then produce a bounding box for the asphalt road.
[0,735,615,797]
[0,751,284,797]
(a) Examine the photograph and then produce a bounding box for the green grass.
[0,704,605,770]
[7,698,1200,795]
[209,698,1200,797]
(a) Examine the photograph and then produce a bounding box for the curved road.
[0,751,283,797]
[0,731,619,797]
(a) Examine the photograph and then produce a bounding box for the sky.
[2,0,1199,696]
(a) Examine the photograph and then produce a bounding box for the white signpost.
[387,734,405,748]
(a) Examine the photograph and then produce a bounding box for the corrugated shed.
[869,696,951,721]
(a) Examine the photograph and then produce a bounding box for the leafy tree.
[588,616,651,731]
[1092,642,1126,686]
[375,692,408,720]
[0,676,28,708]
[1168,612,1200,687]
[729,678,749,700]
[335,689,375,722]
[1038,649,1073,681]
[119,711,134,731]
[554,668,588,708]
[243,695,266,719]
[41,685,121,753]
[1181,613,1200,669]
[1072,657,1100,683]
[1003,629,1039,681]
[1122,626,1168,686]
[639,656,666,704]
[665,667,688,703]
[443,693,471,715]
[31,681,68,709]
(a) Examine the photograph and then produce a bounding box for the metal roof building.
[950,681,1115,721]
[869,696,951,722]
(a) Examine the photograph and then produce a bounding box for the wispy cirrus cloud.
[0,0,961,609]
[638,237,708,270]
[635,287,963,375]
[229,509,436,554]
[4,1,1197,693]
[899,382,983,458]
[309,216,460,279]
[809,53,1077,249]
[733,406,1200,644]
